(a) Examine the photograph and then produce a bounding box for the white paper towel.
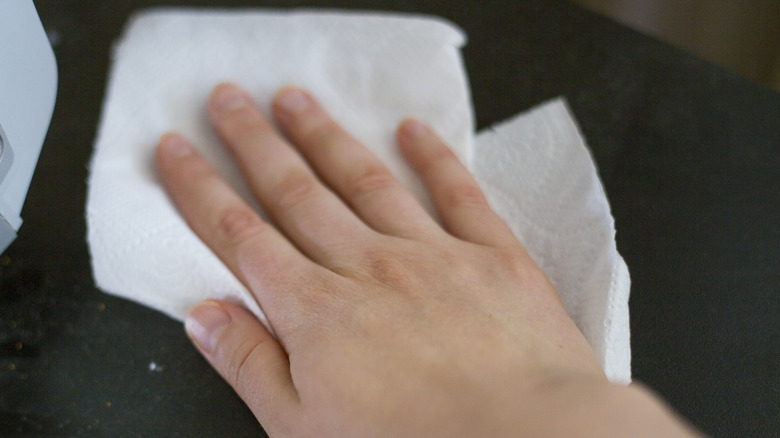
[88,8,473,326]
[473,100,631,383]
[87,9,631,383]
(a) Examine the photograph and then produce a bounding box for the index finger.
[155,133,321,340]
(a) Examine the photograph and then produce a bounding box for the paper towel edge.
[123,6,468,49]
[555,98,633,384]
[475,97,633,383]
[603,254,632,384]
[555,99,633,384]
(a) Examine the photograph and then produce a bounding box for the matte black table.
[2,1,777,436]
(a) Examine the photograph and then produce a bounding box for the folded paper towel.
[474,101,631,383]
[87,9,631,383]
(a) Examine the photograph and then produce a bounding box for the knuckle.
[216,207,267,245]
[273,169,320,211]
[348,164,397,201]
[234,340,264,387]
[369,257,407,286]
[221,108,269,141]
[232,126,279,160]
[493,246,524,270]
[361,247,416,291]
[443,183,488,210]
[491,246,544,285]
[222,335,265,390]
[299,118,340,147]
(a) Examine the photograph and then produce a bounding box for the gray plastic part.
[0,122,15,252]
[0,214,17,253]
[0,1,58,253]
[0,122,15,185]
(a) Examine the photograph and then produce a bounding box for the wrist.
[515,375,703,437]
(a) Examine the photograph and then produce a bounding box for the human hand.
[156,83,696,437]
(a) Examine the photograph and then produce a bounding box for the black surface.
[1,0,777,436]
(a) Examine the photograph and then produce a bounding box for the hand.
[156,83,698,437]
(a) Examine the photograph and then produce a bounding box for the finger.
[156,133,317,327]
[208,83,375,265]
[397,119,516,246]
[272,87,439,239]
[185,300,299,435]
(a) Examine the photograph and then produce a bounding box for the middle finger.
[271,87,441,240]
[208,83,375,266]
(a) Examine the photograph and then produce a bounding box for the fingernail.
[401,119,430,139]
[213,84,248,113]
[185,301,231,354]
[275,88,310,114]
[160,133,192,157]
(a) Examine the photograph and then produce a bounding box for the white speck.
[148,362,163,372]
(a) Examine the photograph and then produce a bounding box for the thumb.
[185,300,299,432]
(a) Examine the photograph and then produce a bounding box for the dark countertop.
[2,0,778,436]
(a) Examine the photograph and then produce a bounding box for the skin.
[155,83,701,437]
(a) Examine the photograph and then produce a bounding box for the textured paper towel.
[87,9,473,326]
[473,100,631,383]
[87,9,631,383]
